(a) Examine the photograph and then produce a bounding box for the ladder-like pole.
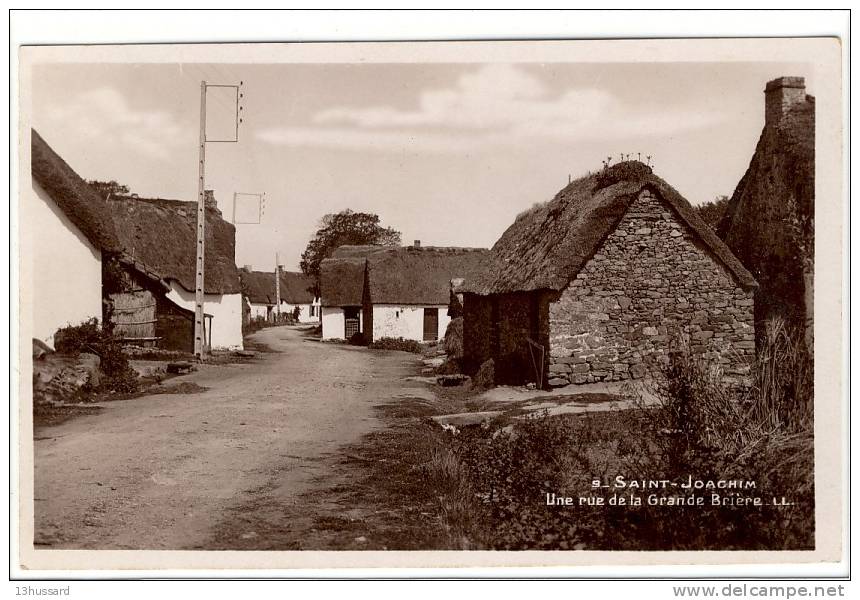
[194,80,207,357]
[275,252,281,321]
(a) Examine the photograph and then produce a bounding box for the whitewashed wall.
[25,182,103,347]
[371,304,450,342]
[321,306,363,340]
[249,303,271,320]
[321,307,344,339]
[280,300,321,323]
[166,283,244,350]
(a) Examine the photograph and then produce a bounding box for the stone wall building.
[460,161,758,388]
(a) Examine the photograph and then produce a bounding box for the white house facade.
[26,180,104,347]
[28,130,121,348]
[165,282,245,350]
[369,304,450,343]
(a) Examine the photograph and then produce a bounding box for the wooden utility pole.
[275,252,282,321]
[193,79,244,358]
[194,80,207,358]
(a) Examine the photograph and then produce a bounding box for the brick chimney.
[413,239,421,248]
[765,76,806,127]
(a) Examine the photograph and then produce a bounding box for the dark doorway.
[423,307,439,341]
[344,307,360,339]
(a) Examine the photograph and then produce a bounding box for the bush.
[54,318,139,393]
[423,320,814,550]
[471,359,495,390]
[367,336,420,353]
[451,413,595,549]
[348,331,368,346]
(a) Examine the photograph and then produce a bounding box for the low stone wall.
[547,189,755,387]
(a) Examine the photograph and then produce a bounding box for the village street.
[34,326,426,549]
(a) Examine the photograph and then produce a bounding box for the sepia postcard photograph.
[10,12,848,579]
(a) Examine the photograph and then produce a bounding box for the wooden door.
[423,307,439,341]
[110,290,158,346]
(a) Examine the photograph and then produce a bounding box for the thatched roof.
[717,83,814,326]
[240,270,277,305]
[30,129,120,252]
[320,258,365,307]
[366,246,491,305]
[330,245,389,259]
[718,92,814,245]
[281,271,316,304]
[107,196,241,295]
[241,269,316,305]
[465,161,758,296]
[320,245,387,307]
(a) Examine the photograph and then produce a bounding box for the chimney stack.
[413,239,421,248]
[765,76,806,127]
[204,189,218,210]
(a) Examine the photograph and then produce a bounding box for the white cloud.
[41,88,185,160]
[258,64,727,153]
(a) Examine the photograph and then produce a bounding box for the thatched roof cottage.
[362,243,490,343]
[460,161,758,388]
[26,130,120,346]
[105,194,244,351]
[319,245,385,340]
[240,268,319,323]
[280,270,320,322]
[718,76,815,348]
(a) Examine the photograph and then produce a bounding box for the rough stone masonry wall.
[547,189,755,387]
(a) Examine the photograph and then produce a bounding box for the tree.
[695,195,731,231]
[88,180,131,199]
[300,210,401,284]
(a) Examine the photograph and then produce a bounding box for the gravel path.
[33,326,421,549]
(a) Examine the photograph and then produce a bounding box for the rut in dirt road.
[33,326,426,550]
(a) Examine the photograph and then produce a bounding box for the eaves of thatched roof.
[465,161,758,296]
[30,129,120,252]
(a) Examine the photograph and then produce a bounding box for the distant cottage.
[320,246,383,341]
[718,76,815,348]
[362,243,489,344]
[105,193,245,352]
[27,130,121,346]
[460,161,758,388]
[319,243,489,342]
[240,268,319,323]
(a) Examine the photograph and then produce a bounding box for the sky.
[30,60,813,272]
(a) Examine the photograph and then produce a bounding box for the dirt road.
[33,327,426,549]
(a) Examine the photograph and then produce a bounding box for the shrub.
[54,318,139,393]
[470,359,495,390]
[367,336,420,353]
[435,357,464,375]
[604,327,814,550]
[348,331,368,346]
[423,320,814,550]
